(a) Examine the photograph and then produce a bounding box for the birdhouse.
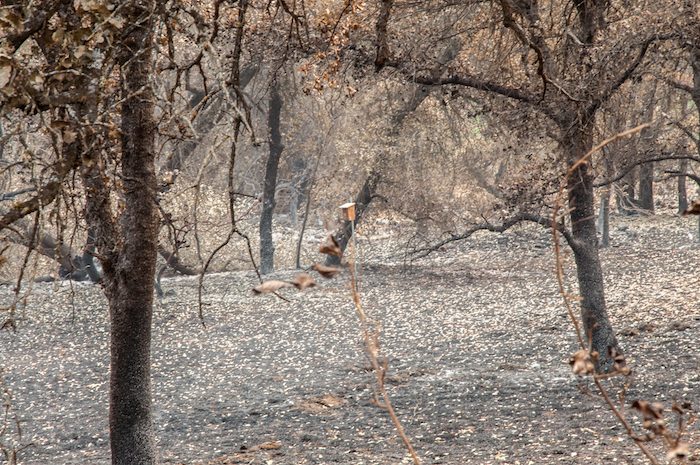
[339,202,356,221]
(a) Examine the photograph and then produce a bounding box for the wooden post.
[340,201,359,289]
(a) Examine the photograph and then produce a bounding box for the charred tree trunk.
[636,82,658,213]
[597,191,610,248]
[691,47,700,158]
[103,5,158,464]
[678,159,688,214]
[325,171,381,266]
[597,157,613,247]
[617,167,637,215]
[260,83,284,275]
[689,40,700,239]
[566,130,620,372]
[638,162,654,213]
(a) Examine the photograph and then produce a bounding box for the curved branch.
[588,33,677,117]
[665,170,700,188]
[411,212,576,259]
[0,188,36,201]
[414,74,540,106]
[0,149,80,232]
[157,246,199,275]
[594,153,700,187]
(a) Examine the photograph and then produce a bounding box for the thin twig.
[550,123,682,465]
[347,240,420,464]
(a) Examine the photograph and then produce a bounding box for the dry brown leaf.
[290,272,316,290]
[569,349,596,375]
[63,129,77,144]
[311,263,342,278]
[632,400,664,420]
[248,440,282,452]
[666,443,689,461]
[294,394,346,414]
[319,235,342,257]
[252,280,294,294]
[682,200,700,215]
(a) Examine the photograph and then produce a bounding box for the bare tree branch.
[594,153,700,187]
[411,212,575,259]
[3,0,70,52]
[415,74,539,106]
[0,188,36,202]
[587,34,677,118]
[665,170,700,187]
[0,149,80,232]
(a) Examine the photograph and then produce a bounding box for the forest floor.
[0,213,699,465]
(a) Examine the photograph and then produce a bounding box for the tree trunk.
[288,157,310,227]
[597,191,610,248]
[678,159,688,214]
[636,82,658,213]
[597,157,613,247]
[638,162,654,212]
[566,130,620,372]
[259,83,284,274]
[325,171,381,266]
[295,187,312,269]
[107,5,158,464]
[691,46,700,159]
[689,40,700,239]
[616,168,637,215]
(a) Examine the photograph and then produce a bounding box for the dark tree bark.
[597,191,610,248]
[259,82,284,274]
[678,159,688,214]
[636,82,658,213]
[617,168,638,214]
[97,4,158,464]
[597,157,613,247]
[638,162,654,212]
[325,171,381,266]
[566,128,620,371]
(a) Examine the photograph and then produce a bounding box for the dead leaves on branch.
[568,346,694,463]
[569,349,597,376]
[630,400,694,461]
[568,347,629,378]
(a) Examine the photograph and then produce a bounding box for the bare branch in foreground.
[553,123,694,464]
[346,245,421,465]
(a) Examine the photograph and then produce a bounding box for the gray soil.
[1,214,699,465]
